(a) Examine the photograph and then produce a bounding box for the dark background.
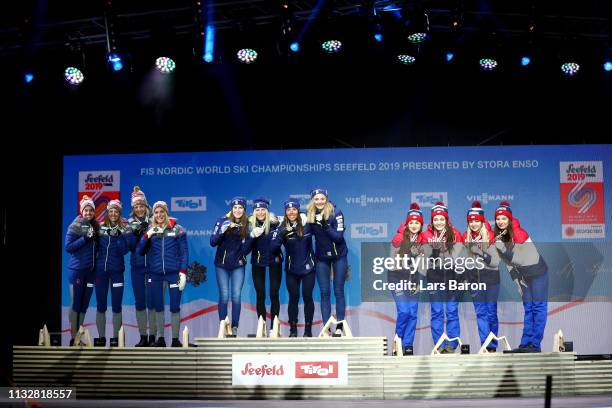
[0,0,610,384]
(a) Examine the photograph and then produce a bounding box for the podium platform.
[12,338,612,400]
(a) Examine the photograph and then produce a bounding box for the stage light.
[445,52,454,62]
[64,67,84,85]
[107,53,123,71]
[397,54,416,65]
[374,33,383,43]
[521,56,531,66]
[407,32,427,43]
[479,58,498,71]
[204,25,215,63]
[24,72,34,83]
[237,48,258,64]
[604,61,612,72]
[155,57,176,73]
[290,42,300,52]
[560,62,580,76]
[321,40,342,54]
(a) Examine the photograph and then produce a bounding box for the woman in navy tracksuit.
[210,197,253,336]
[462,201,501,352]
[137,200,189,347]
[494,201,548,353]
[126,186,155,347]
[94,199,129,347]
[65,195,98,345]
[272,198,316,337]
[307,188,348,335]
[249,197,283,328]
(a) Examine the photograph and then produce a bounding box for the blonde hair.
[465,222,489,244]
[249,208,272,236]
[306,199,334,223]
[151,208,169,229]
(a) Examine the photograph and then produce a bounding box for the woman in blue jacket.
[272,198,315,337]
[210,197,253,336]
[65,195,98,345]
[94,199,129,347]
[126,186,156,347]
[307,188,348,335]
[248,197,283,329]
[137,201,189,347]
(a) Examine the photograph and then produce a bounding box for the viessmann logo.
[466,193,515,205]
[344,195,393,207]
[295,361,339,379]
[171,196,206,212]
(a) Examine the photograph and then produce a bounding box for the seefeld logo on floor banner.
[232,354,348,386]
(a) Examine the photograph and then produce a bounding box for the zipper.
[288,256,291,271]
[257,250,261,264]
[222,250,226,265]
[91,239,96,271]
[332,242,338,256]
[162,233,166,274]
[104,236,111,272]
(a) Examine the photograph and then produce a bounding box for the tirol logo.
[241,362,285,378]
[351,223,388,238]
[466,193,515,205]
[345,195,393,207]
[295,361,339,379]
[411,192,448,208]
[171,196,206,212]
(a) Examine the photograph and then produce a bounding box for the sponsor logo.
[295,361,339,379]
[241,363,285,378]
[185,229,214,237]
[351,223,388,238]
[171,196,206,212]
[411,192,448,208]
[344,195,393,207]
[79,171,120,191]
[466,193,515,205]
[224,198,272,207]
[289,194,311,207]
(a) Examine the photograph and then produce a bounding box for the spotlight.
[237,48,258,64]
[521,56,531,66]
[397,54,416,65]
[289,42,300,53]
[374,32,383,43]
[479,58,498,71]
[407,32,427,43]
[445,52,454,62]
[321,40,342,54]
[155,57,176,73]
[204,25,215,63]
[24,72,34,83]
[107,53,123,71]
[604,61,612,72]
[64,67,84,85]
[560,62,580,76]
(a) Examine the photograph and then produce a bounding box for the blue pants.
[131,267,152,311]
[430,287,460,348]
[286,271,315,324]
[95,271,124,313]
[147,274,182,313]
[471,283,500,349]
[71,268,95,313]
[216,266,245,327]
[520,272,549,350]
[392,288,419,348]
[316,256,348,322]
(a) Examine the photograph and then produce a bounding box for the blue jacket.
[271,214,315,276]
[309,205,348,261]
[126,215,151,270]
[210,217,253,269]
[249,216,283,267]
[95,223,130,274]
[65,216,97,272]
[136,218,189,280]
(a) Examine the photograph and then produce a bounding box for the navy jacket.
[309,205,348,261]
[95,223,130,274]
[249,217,283,267]
[65,216,97,272]
[271,214,315,276]
[126,215,151,270]
[210,217,253,269]
[136,218,189,280]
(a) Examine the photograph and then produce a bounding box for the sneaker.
[171,338,182,348]
[153,337,167,347]
[440,344,455,354]
[511,344,530,353]
[486,347,497,353]
[231,326,238,337]
[94,337,106,347]
[289,323,298,338]
[109,337,119,347]
[522,343,541,353]
[333,323,343,337]
[303,323,312,338]
[147,335,156,347]
[135,335,149,347]
[403,346,414,356]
